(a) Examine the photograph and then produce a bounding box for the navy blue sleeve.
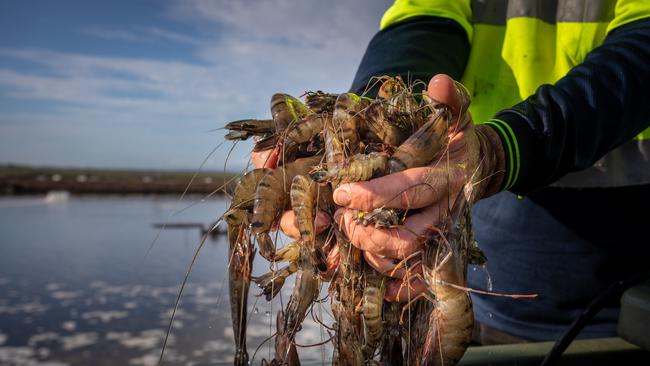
[350,16,470,96]
[495,18,650,193]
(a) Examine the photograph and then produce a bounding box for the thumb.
[427,74,470,118]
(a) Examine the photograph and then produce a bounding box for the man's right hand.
[333,74,506,302]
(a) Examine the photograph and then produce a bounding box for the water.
[0,196,330,365]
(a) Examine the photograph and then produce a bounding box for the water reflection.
[150,221,227,241]
[0,196,332,365]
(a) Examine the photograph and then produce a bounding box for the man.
[255,0,650,343]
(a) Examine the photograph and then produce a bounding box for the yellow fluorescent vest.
[381,0,650,187]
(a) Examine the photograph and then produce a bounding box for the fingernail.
[334,186,351,206]
[427,74,458,113]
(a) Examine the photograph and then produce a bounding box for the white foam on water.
[60,332,98,351]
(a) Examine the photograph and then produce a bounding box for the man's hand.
[251,148,280,169]
[333,74,505,302]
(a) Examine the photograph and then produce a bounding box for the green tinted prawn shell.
[271,93,313,131]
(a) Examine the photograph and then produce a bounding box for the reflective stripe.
[484,119,521,190]
[508,0,558,24]
[552,139,650,188]
[557,0,615,22]
[472,0,508,25]
[472,0,616,25]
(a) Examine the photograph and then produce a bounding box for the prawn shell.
[226,213,254,366]
[304,90,338,114]
[231,168,270,210]
[251,169,285,233]
[290,174,327,271]
[420,191,475,365]
[388,108,450,174]
[361,265,386,359]
[275,248,319,364]
[331,93,370,155]
[251,155,321,234]
[363,101,409,146]
[285,114,325,145]
[271,93,312,132]
[313,153,388,187]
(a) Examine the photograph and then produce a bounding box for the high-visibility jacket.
[348,0,650,342]
[370,0,650,189]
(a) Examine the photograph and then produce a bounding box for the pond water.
[0,196,332,365]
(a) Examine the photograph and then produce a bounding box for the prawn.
[421,190,474,366]
[225,93,313,152]
[251,155,321,260]
[359,264,385,359]
[311,152,388,187]
[224,168,270,366]
[290,174,328,272]
[273,247,320,365]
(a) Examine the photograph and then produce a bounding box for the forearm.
[350,16,470,96]
[489,18,650,194]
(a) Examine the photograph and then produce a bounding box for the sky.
[0,0,393,171]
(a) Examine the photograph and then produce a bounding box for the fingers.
[251,148,279,169]
[334,205,441,259]
[428,74,473,137]
[363,251,422,279]
[427,74,470,119]
[333,166,456,211]
[279,210,331,239]
[385,276,428,303]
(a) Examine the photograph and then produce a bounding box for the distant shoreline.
[0,164,236,195]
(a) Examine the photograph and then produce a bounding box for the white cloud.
[0,0,392,169]
[81,26,202,46]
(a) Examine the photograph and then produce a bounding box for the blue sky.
[0,0,392,171]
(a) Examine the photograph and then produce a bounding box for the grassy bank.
[0,164,237,195]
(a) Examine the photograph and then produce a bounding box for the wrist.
[474,124,506,199]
